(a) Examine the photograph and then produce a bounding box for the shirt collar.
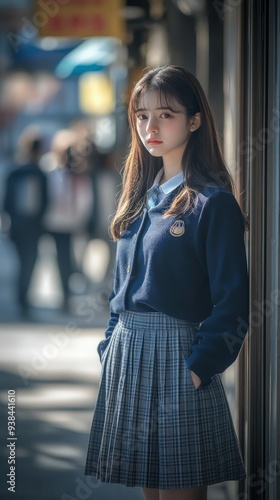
[148,167,185,195]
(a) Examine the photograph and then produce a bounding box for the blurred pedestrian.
[69,119,118,285]
[85,66,249,500]
[43,130,93,310]
[4,127,47,312]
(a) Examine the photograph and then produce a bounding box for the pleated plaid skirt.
[84,311,246,490]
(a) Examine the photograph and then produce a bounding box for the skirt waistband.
[118,311,200,330]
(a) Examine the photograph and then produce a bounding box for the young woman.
[84,65,249,500]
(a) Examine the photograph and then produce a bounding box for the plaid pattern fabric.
[84,311,246,489]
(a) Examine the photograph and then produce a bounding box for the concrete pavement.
[0,323,145,500]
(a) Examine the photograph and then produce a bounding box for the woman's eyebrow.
[135,106,181,113]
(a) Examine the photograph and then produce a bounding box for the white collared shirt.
[146,167,184,207]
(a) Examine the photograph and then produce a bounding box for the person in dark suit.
[4,128,48,311]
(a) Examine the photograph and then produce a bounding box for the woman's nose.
[146,118,158,134]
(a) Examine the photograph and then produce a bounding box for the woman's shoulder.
[192,183,242,220]
[190,184,246,236]
[195,183,237,207]
[198,182,232,199]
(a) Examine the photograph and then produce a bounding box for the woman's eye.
[136,114,147,121]
[161,113,171,119]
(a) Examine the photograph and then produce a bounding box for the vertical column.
[223,4,248,499]
[243,0,266,498]
[165,1,196,73]
[265,1,280,499]
[224,0,274,498]
[237,0,280,498]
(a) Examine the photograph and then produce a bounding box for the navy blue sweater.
[98,183,249,386]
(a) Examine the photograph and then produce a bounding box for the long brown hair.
[111,65,244,240]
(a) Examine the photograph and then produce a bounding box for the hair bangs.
[131,81,186,115]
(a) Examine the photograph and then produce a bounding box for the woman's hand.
[190,370,201,389]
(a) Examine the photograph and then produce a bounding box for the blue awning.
[55,37,121,78]
[10,37,81,72]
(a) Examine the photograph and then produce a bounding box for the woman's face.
[135,90,192,167]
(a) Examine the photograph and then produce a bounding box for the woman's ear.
[190,113,202,132]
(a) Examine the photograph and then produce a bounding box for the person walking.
[4,129,47,312]
[84,66,249,500]
[43,131,93,310]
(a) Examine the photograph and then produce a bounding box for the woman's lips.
[148,139,163,144]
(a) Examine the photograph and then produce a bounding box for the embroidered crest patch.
[170,219,185,237]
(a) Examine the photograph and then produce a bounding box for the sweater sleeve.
[186,191,249,386]
[97,290,119,361]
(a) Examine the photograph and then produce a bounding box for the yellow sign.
[79,72,115,114]
[35,0,125,39]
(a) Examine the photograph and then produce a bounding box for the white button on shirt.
[146,168,185,208]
